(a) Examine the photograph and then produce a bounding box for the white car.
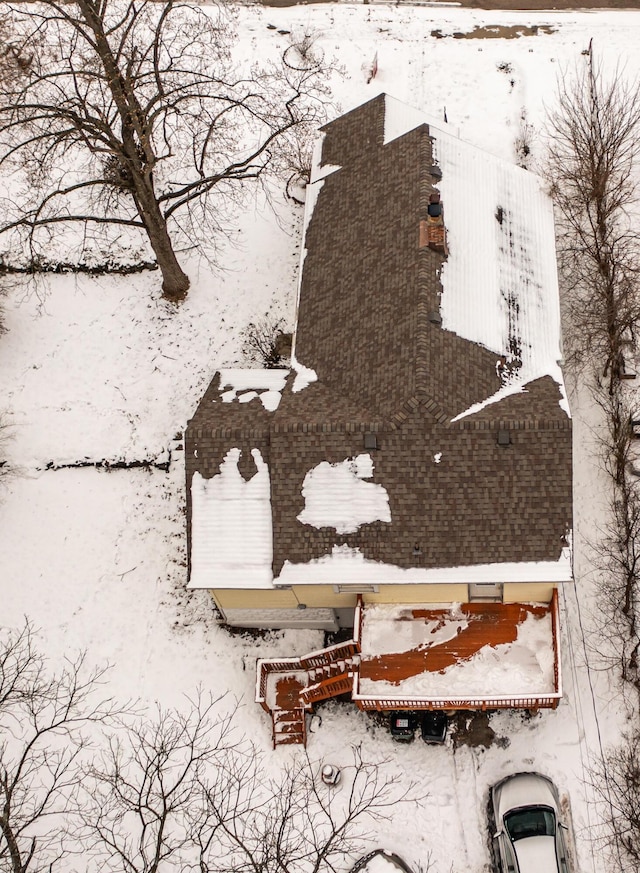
[491,773,571,873]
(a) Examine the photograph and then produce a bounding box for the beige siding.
[292,587,357,608]
[212,587,355,610]
[213,582,557,612]
[362,584,469,604]
[503,582,556,603]
[213,583,470,610]
[212,589,298,609]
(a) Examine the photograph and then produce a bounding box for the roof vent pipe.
[364,432,378,450]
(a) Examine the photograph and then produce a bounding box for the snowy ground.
[2,4,640,872]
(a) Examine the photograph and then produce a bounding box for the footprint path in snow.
[451,743,488,872]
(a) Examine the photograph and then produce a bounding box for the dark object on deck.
[389,711,418,742]
[421,711,448,744]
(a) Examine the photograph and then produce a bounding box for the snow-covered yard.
[1,4,639,871]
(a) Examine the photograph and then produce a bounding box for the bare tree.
[588,733,640,873]
[547,45,640,389]
[583,384,640,698]
[75,692,237,873]
[548,47,640,871]
[196,744,420,873]
[0,620,118,873]
[0,1,332,301]
[546,46,640,691]
[77,697,421,873]
[242,317,290,368]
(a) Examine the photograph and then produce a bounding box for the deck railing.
[256,639,360,710]
[300,672,355,706]
[298,640,360,670]
[354,596,364,645]
[551,587,562,698]
[256,657,303,710]
[350,691,562,711]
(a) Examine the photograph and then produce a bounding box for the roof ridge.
[415,127,437,400]
[273,374,386,429]
[270,420,385,435]
[451,418,572,431]
[384,126,450,432]
[388,393,449,429]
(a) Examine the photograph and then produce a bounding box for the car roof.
[513,835,559,873]
[494,773,558,817]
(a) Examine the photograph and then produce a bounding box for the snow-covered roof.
[297,454,391,535]
[188,448,273,590]
[275,545,572,586]
[383,94,567,416]
[217,369,288,412]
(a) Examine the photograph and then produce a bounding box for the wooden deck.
[256,593,562,744]
[359,602,550,684]
[353,593,561,710]
[274,675,306,710]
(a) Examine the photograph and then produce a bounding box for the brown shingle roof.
[186,95,572,585]
[296,103,503,422]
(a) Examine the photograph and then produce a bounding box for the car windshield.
[504,806,556,842]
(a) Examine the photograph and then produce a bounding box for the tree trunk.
[77,0,190,303]
[0,811,25,873]
[132,176,190,303]
[144,211,191,303]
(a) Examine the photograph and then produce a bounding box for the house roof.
[186,94,572,591]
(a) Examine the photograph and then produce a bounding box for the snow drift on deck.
[358,604,555,698]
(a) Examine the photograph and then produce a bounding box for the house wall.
[362,584,470,604]
[211,581,556,612]
[503,582,555,603]
[212,589,298,609]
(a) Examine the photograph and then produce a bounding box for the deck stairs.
[300,657,358,706]
[272,707,307,746]
[258,641,361,747]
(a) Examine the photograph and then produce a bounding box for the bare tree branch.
[547,45,640,872]
[546,48,640,390]
[75,691,240,873]
[0,1,334,300]
[0,620,121,873]
[76,698,422,873]
[195,743,424,873]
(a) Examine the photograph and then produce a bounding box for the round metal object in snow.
[321,764,341,786]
